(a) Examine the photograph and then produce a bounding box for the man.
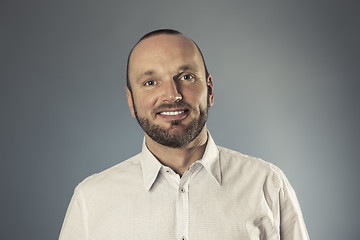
[59,29,309,239]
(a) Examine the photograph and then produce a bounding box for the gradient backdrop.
[2,0,360,239]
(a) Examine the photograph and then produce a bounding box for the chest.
[86,173,280,240]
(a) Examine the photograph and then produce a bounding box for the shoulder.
[217,146,285,186]
[76,153,143,192]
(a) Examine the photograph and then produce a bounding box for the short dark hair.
[126,29,209,92]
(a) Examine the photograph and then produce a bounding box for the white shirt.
[59,134,309,240]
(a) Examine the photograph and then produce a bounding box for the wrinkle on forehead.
[128,34,203,81]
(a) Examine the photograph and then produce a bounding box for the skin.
[126,34,214,176]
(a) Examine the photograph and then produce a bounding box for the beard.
[134,101,209,148]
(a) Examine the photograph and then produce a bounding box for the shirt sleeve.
[59,185,87,240]
[278,172,309,240]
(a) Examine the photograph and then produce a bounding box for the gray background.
[2,0,359,239]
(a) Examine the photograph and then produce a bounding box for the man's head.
[126,29,209,93]
[126,29,214,148]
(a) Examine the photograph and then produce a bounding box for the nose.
[160,80,183,102]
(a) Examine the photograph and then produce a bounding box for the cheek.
[134,93,158,113]
[184,87,208,108]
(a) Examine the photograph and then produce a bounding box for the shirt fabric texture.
[59,133,309,240]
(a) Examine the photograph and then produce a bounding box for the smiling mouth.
[156,109,189,120]
[159,110,186,116]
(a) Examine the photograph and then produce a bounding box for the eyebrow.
[137,65,199,81]
[178,65,196,72]
[143,70,155,76]
[135,70,155,83]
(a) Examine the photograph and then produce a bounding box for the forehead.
[129,34,203,78]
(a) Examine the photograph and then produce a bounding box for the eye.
[144,80,156,86]
[180,74,194,81]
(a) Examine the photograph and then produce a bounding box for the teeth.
[160,111,184,116]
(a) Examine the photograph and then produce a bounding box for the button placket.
[179,179,189,240]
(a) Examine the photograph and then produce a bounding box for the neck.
[145,127,208,176]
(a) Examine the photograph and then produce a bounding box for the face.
[126,34,214,148]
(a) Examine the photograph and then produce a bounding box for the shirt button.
[180,188,186,193]
[181,237,186,240]
[166,170,170,173]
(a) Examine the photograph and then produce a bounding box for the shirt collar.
[140,138,163,191]
[198,132,221,185]
[140,132,221,191]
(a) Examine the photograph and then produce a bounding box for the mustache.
[152,102,193,114]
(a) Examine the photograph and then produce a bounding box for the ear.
[207,74,214,107]
[126,87,136,118]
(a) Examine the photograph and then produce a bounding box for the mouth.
[156,109,189,121]
[159,110,185,116]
